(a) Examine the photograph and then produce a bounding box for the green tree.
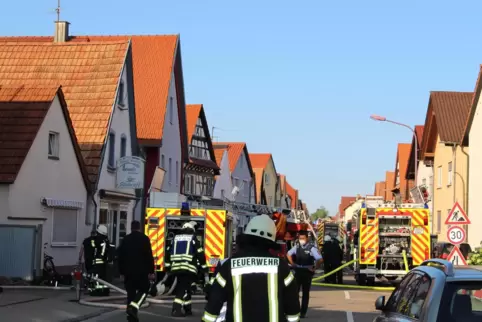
[311,206,329,221]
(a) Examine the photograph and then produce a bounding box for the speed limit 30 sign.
[447,226,466,245]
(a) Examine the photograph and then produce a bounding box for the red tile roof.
[394,143,412,200]
[385,171,395,201]
[430,91,473,143]
[214,149,225,168]
[406,125,424,180]
[339,196,356,217]
[374,181,386,197]
[0,40,129,184]
[462,65,482,144]
[249,153,272,169]
[186,104,202,142]
[0,85,89,187]
[0,34,181,143]
[253,168,265,203]
[213,142,246,172]
[286,181,297,209]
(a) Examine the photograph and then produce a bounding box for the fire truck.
[145,203,233,274]
[354,196,431,285]
[316,219,345,251]
[144,197,304,275]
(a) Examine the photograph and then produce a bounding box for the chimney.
[54,21,70,43]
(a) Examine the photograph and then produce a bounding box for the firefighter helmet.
[182,221,198,231]
[244,214,276,242]
[97,224,108,236]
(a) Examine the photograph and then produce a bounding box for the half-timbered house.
[184,104,220,198]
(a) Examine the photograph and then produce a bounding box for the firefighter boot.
[126,306,139,322]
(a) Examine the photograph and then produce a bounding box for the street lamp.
[370,114,418,183]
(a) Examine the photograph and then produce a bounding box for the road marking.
[344,291,350,300]
[346,311,354,322]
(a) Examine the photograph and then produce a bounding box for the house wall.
[416,160,434,230]
[275,177,281,207]
[432,135,469,242]
[159,71,183,193]
[0,95,88,270]
[95,63,136,247]
[213,151,233,201]
[468,96,482,247]
[263,159,277,207]
[231,151,253,204]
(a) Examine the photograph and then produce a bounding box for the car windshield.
[438,281,482,322]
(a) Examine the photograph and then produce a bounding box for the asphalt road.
[0,277,393,322]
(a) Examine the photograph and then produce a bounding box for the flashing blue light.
[362,202,366,208]
[181,202,190,210]
[424,203,429,209]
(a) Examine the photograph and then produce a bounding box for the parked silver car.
[373,259,482,322]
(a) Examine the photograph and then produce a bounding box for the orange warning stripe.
[410,209,430,265]
[359,208,378,264]
[205,210,226,264]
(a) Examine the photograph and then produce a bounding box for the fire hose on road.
[311,258,399,291]
[78,273,208,310]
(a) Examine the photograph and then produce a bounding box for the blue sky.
[2,1,481,215]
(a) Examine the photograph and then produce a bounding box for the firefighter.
[334,235,344,284]
[202,214,301,322]
[286,231,323,318]
[321,235,335,283]
[165,221,207,317]
[81,230,96,289]
[118,220,155,322]
[89,225,111,296]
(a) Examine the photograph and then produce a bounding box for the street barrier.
[311,259,396,291]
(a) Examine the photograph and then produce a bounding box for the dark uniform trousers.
[295,268,314,315]
[125,274,150,308]
[173,273,195,312]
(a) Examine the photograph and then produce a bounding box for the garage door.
[0,226,36,280]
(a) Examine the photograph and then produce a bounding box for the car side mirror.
[375,296,385,311]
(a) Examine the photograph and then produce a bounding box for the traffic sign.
[445,201,470,225]
[447,226,466,245]
[447,246,467,266]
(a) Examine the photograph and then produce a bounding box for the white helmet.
[324,235,332,242]
[182,221,197,231]
[244,214,276,242]
[97,225,108,236]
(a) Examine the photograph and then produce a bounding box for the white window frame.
[48,131,60,159]
[422,178,426,186]
[51,208,78,247]
[437,166,442,188]
[169,97,174,124]
[447,162,453,186]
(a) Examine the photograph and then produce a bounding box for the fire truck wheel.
[366,277,375,286]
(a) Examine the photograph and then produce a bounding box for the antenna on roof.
[55,0,61,22]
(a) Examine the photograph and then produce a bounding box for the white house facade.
[0,86,89,278]
[213,149,233,201]
[94,55,138,248]
[231,149,254,204]
[465,70,482,247]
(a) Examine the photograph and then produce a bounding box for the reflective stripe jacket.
[165,231,206,275]
[92,235,110,265]
[202,248,301,322]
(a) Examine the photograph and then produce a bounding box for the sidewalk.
[0,289,114,322]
